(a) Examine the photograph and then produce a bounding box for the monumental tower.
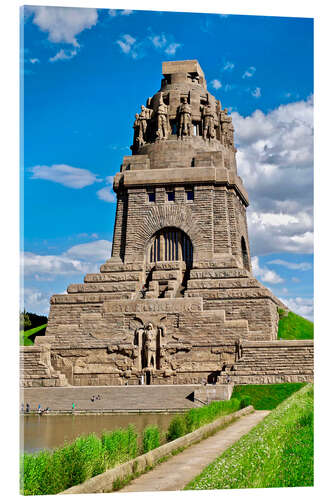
[22,61,313,388]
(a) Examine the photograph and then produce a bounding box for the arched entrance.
[148,227,193,267]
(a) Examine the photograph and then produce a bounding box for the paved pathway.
[120,410,270,492]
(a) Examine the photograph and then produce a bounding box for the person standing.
[72,402,75,413]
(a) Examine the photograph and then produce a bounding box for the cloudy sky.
[21,6,313,320]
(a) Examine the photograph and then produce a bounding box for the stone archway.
[148,227,193,267]
[133,204,203,261]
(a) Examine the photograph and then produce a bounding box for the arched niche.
[241,236,250,271]
[148,227,193,267]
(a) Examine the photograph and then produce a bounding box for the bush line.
[21,398,245,495]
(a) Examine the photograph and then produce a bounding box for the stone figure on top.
[133,113,144,149]
[203,103,216,140]
[139,104,153,143]
[156,94,169,140]
[178,97,192,138]
[220,108,232,148]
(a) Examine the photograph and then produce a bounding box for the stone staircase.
[20,346,68,388]
[218,340,314,384]
[145,261,185,299]
[21,384,200,412]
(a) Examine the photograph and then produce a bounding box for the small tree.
[20,309,31,330]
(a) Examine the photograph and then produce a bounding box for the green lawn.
[231,382,306,410]
[185,383,314,490]
[20,324,47,346]
[278,310,313,340]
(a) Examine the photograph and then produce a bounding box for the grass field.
[278,310,314,340]
[231,382,306,410]
[20,324,47,346]
[185,383,314,490]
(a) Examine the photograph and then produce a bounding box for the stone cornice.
[113,166,249,206]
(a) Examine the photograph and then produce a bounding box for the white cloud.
[30,164,101,189]
[151,34,167,48]
[97,176,116,203]
[22,240,112,278]
[29,58,40,64]
[292,277,300,283]
[149,32,181,56]
[118,32,182,59]
[251,256,284,284]
[242,66,256,78]
[109,9,133,17]
[223,61,235,71]
[49,48,77,62]
[211,79,222,90]
[27,6,98,47]
[280,297,314,321]
[268,259,312,271]
[116,34,136,55]
[77,233,99,239]
[232,96,313,255]
[65,240,112,262]
[22,287,50,315]
[251,87,261,98]
[165,43,181,56]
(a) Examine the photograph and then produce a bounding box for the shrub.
[142,425,160,453]
[22,425,138,495]
[240,396,251,409]
[166,416,187,442]
[167,399,241,442]
[101,425,138,468]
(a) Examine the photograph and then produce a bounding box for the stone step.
[21,385,202,411]
[231,369,314,375]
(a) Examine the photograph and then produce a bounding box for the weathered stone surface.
[21,60,313,388]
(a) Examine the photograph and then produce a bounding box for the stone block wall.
[219,340,314,384]
[20,345,68,387]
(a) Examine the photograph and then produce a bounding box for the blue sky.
[21,6,313,319]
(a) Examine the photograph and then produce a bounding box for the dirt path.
[119,410,270,492]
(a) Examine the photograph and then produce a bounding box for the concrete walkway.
[119,409,270,492]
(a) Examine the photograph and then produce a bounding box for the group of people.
[91,394,102,402]
[21,403,50,415]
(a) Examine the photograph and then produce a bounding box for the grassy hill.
[231,382,306,410]
[185,383,314,490]
[20,324,47,346]
[278,309,314,340]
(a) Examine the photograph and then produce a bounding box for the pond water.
[21,412,180,454]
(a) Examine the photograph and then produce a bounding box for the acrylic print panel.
[20,3,313,497]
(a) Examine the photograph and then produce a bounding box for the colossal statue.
[178,97,192,138]
[203,103,215,140]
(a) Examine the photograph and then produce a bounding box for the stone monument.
[21,60,313,387]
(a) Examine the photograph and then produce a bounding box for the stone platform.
[21,384,206,413]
